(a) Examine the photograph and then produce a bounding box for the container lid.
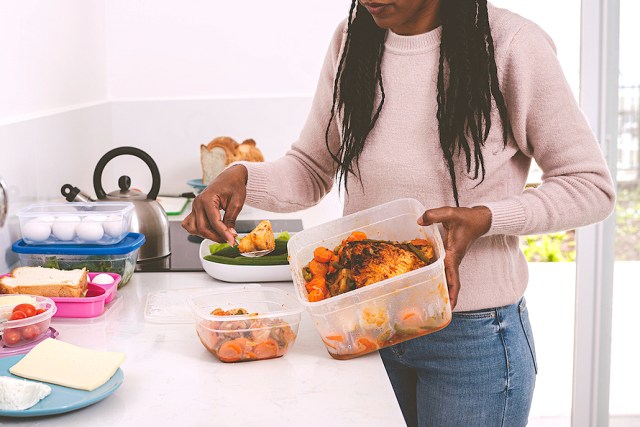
[12,232,145,255]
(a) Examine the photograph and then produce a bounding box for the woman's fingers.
[416,206,492,310]
[181,165,248,244]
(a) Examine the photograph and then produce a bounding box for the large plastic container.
[11,233,145,287]
[188,286,302,363]
[17,202,134,245]
[287,198,452,360]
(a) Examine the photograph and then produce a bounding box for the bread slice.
[238,220,275,253]
[0,266,88,298]
[200,136,265,185]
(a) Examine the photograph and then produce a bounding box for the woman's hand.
[418,206,492,310]
[182,165,248,245]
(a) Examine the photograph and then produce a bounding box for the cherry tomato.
[9,311,27,321]
[13,304,37,318]
[2,328,22,346]
[20,325,40,341]
[35,308,47,315]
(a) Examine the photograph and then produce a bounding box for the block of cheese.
[9,339,125,392]
[0,376,51,410]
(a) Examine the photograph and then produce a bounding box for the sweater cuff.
[477,198,527,236]
[226,161,269,207]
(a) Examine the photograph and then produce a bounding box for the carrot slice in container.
[313,246,334,263]
[254,339,279,360]
[347,231,367,242]
[217,340,244,362]
[308,259,329,277]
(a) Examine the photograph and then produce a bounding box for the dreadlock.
[325,0,509,207]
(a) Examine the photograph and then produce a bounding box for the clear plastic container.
[17,202,134,245]
[11,233,145,287]
[0,296,57,348]
[188,286,302,363]
[287,198,452,360]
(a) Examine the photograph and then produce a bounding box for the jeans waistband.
[454,297,525,316]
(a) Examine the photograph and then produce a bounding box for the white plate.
[199,239,293,283]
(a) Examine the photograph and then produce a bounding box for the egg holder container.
[17,202,134,245]
[0,272,120,319]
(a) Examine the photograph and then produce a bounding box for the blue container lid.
[12,232,145,255]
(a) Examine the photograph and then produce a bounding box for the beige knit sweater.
[234,4,616,311]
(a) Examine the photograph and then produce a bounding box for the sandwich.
[0,266,88,298]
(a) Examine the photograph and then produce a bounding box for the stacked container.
[11,202,144,287]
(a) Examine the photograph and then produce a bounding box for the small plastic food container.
[11,233,145,287]
[17,202,134,245]
[0,296,57,348]
[287,198,452,360]
[51,272,121,318]
[188,286,302,363]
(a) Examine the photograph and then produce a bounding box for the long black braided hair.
[325,0,509,207]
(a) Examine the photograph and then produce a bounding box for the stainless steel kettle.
[0,176,8,228]
[93,147,170,262]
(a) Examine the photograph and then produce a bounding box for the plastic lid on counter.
[11,232,145,255]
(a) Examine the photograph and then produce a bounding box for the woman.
[183,1,615,425]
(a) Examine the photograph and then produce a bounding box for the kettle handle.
[93,146,161,200]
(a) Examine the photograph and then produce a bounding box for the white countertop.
[3,272,405,426]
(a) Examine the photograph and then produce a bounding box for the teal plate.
[0,355,124,417]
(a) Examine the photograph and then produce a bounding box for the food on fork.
[237,220,276,254]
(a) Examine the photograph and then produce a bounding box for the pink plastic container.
[0,272,120,319]
[51,272,120,318]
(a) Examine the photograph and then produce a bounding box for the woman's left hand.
[418,206,492,310]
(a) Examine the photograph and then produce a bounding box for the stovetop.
[135,219,304,273]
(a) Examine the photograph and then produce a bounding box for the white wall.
[0,0,108,122]
[105,0,348,100]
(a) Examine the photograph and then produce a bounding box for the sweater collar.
[384,26,442,53]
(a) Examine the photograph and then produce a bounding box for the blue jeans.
[380,298,537,427]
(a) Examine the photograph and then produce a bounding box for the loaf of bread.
[238,220,275,253]
[201,137,264,185]
[0,266,88,298]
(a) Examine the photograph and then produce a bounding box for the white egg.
[83,215,108,223]
[103,214,124,238]
[36,215,56,226]
[22,220,52,242]
[52,216,80,241]
[91,273,115,285]
[76,221,105,242]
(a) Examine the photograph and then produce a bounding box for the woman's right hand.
[181,165,248,245]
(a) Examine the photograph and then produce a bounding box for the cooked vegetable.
[313,246,334,263]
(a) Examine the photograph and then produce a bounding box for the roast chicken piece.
[338,240,435,290]
[237,220,275,253]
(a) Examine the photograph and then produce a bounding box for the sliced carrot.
[217,340,244,362]
[347,231,367,242]
[355,336,378,353]
[410,238,429,246]
[254,339,279,359]
[305,276,326,293]
[308,288,325,302]
[308,259,329,277]
[325,334,345,342]
[313,246,334,263]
